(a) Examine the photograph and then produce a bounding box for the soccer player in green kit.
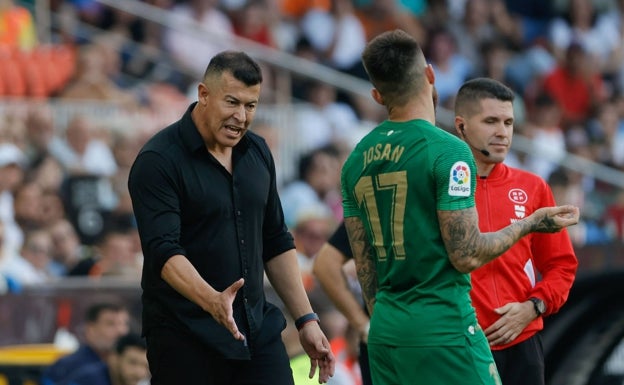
[341,29,580,385]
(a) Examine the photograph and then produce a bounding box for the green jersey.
[341,119,478,347]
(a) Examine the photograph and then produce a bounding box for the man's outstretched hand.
[205,278,246,341]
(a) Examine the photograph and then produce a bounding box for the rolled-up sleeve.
[262,191,295,262]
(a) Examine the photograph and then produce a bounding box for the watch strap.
[529,297,545,316]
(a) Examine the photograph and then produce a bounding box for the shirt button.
[241,239,245,244]
[468,325,475,335]
[237,210,241,216]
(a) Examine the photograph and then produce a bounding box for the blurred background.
[1,0,624,384]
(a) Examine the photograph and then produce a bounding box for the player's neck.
[387,100,435,124]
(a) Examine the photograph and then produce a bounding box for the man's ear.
[454,117,465,137]
[371,88,383,106]
[425,64,435,85]
[197,83,209,105]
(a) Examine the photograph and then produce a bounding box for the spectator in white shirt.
[0,143,26,254]
[49,114,118,178]
[1,228,56,286]
[163,0,234,90]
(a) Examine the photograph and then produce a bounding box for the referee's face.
[466,98,514,165]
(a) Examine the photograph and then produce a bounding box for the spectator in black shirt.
[313,222,373,385]
[128,51,335,385]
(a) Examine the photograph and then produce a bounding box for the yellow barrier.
[0,345,71,385]
[0,344,70,365]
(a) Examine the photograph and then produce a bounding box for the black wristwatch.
[529,297,546,317]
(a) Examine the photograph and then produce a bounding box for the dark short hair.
[454,78,515,117]
[85,302,126,323]
[361,29,426,107]
[93,214,135,246]
[534,92,556,108]
[203,51,263,86]
[297,144,340,181]
[115,332,146,355]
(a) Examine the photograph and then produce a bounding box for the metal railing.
[90,0,624,190]
[14,0,624,189]
[91,0,373,98]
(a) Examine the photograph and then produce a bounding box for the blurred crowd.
[2,0,624,382]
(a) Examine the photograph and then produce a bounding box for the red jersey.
[470,163,577,350]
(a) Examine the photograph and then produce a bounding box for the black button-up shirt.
[128,103,295,359]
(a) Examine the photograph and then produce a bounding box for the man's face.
[197,71,261,150]
[295,217,334,258]
[50,220,79,261]
[88,310,130,354]
[114,346,149,385]
[463,98,514,164]
[308,152,340,195]
[66,117,90,155]
[22,231,52,270]
[0,164,23,192]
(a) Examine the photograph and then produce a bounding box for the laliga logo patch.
[448,161,471,197]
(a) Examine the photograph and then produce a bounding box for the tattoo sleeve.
[438,206,536,273]
[344,216,377,315]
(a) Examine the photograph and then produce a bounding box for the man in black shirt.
[128,51,335,385]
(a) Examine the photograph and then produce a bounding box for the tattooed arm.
[344,216,377,316]
[438,205,580,274]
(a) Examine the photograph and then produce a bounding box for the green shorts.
[368,325,502,385]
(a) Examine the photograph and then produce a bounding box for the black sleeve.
[327,221,352,259]
[248,133,295,261]
[128,150,186,276]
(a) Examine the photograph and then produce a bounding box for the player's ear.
[425,63,435,85]
[371,88,383,106]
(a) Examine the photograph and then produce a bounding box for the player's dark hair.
[361,29,427,107]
